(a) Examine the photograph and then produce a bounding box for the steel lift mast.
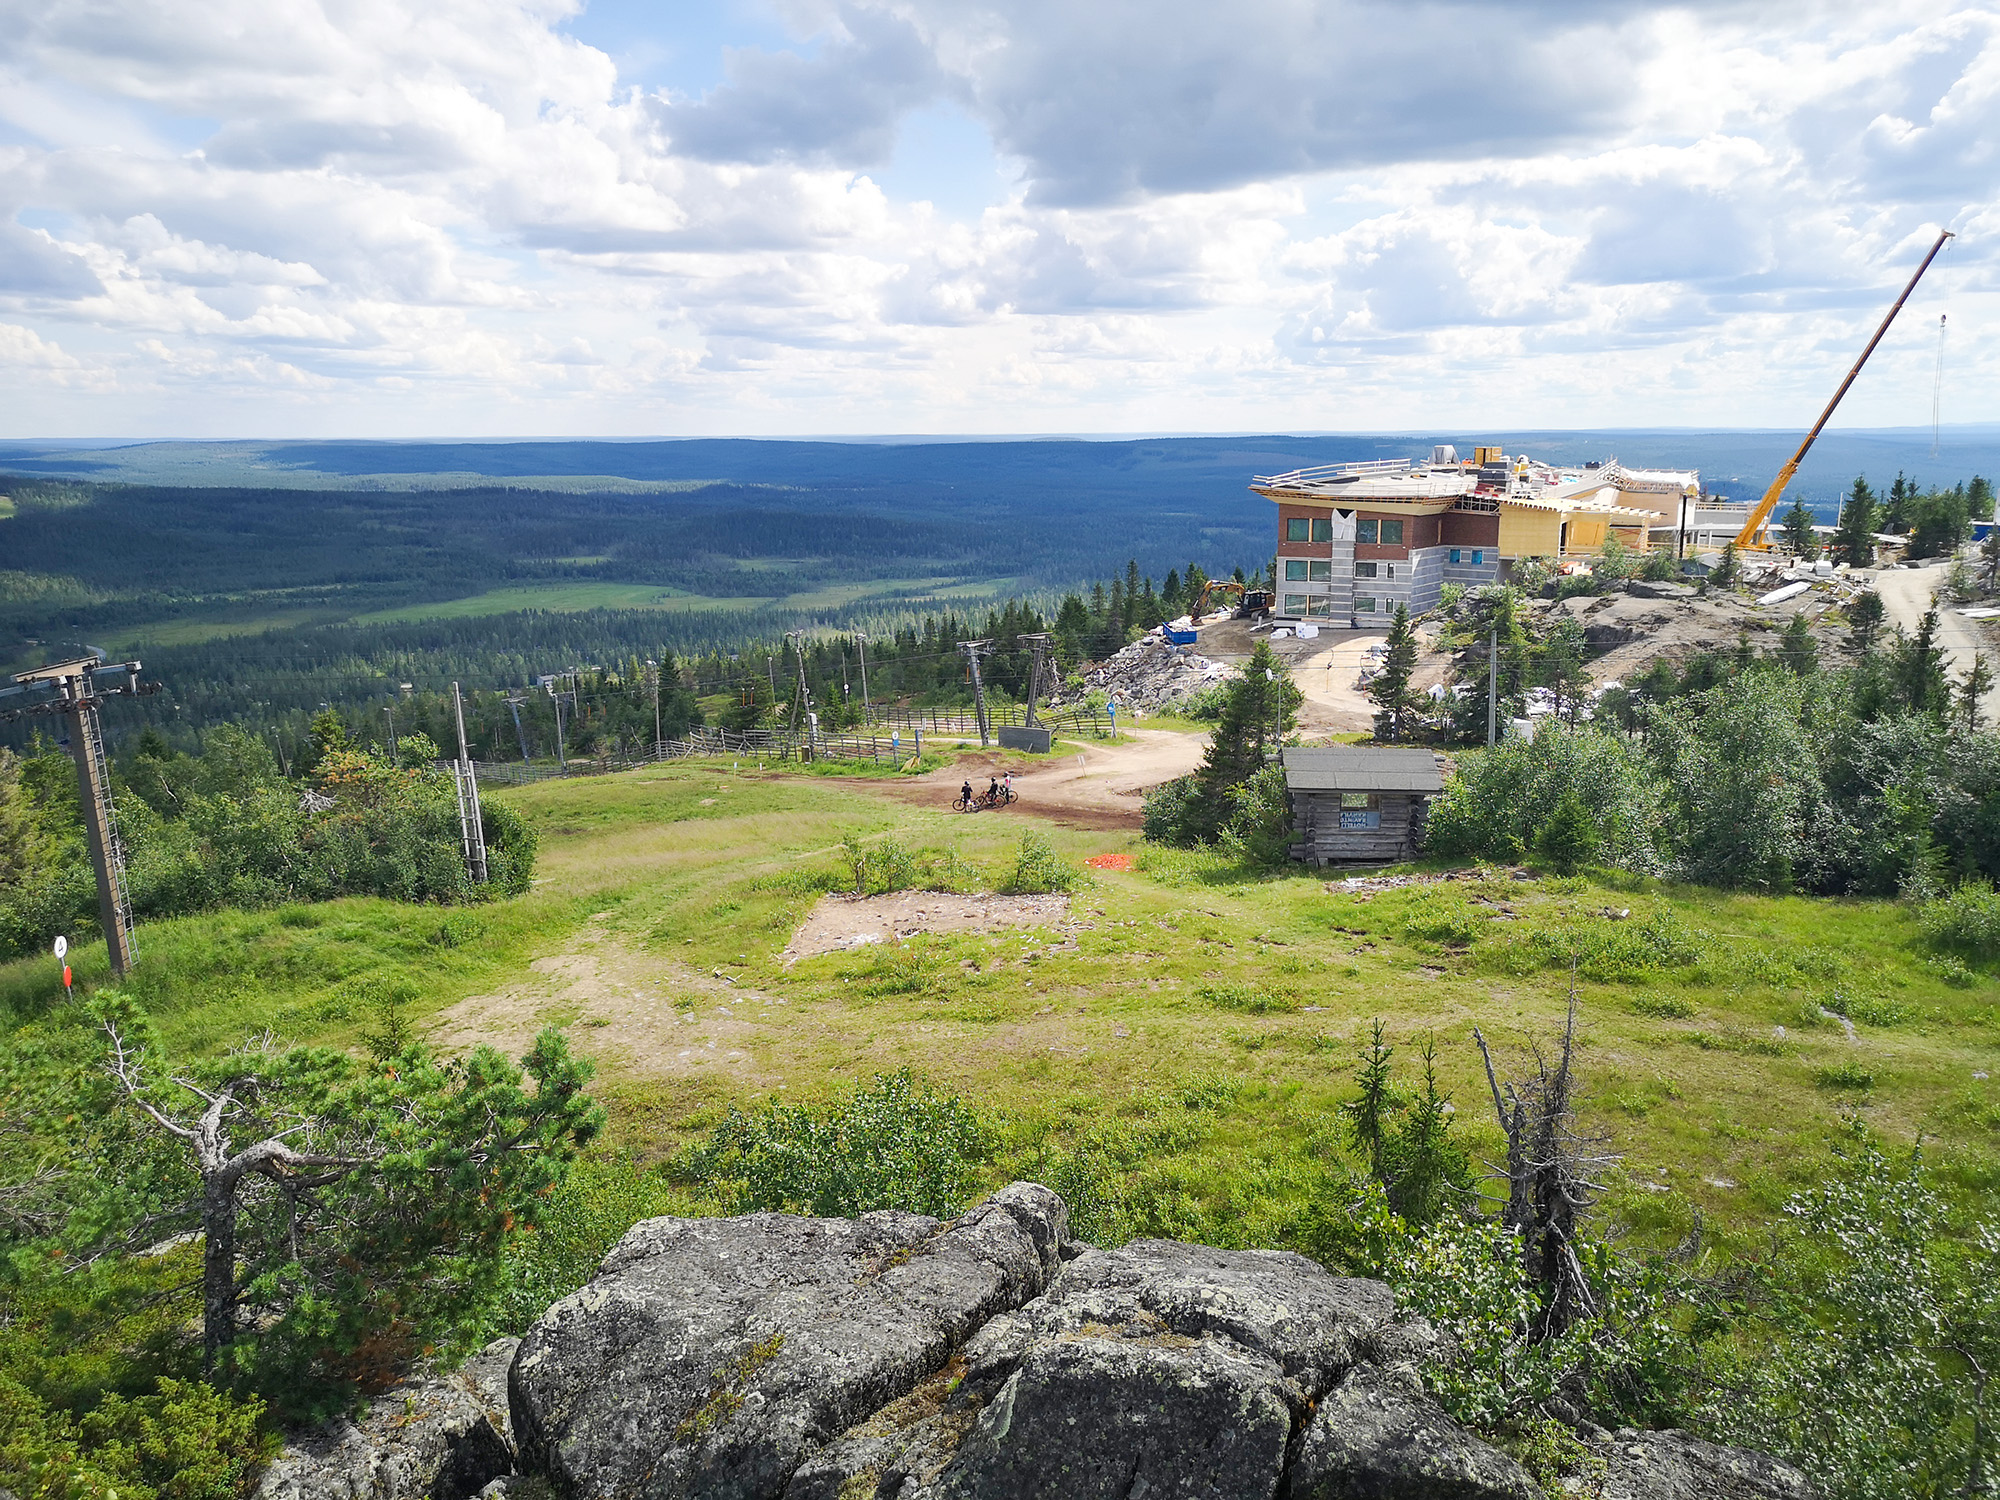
[1,658,159,976]
[1735,228,1954,551]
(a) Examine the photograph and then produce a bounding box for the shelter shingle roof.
[1281,747,1443,793]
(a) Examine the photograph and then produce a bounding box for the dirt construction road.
[1873,558,2000,725]
[878,727,1207,829]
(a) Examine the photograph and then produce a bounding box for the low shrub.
[1002,831,1085,895]
[1632,994,1696,1020]
[1815,1062,1876,1092]
[1197,983,1295,1015]
[1919,882,2000,959]
[679,1070,989,1219]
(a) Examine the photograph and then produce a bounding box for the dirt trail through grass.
[430,917,790,1087]
[876,727,1207,829]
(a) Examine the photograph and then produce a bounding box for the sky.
[0,0,1996,438]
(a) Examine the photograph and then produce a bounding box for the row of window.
[1284,559,1403,581]
[1279,594,1338,616]
[1281,516,1414,546]
[1448,549,1487,565]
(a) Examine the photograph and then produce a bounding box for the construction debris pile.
[1054,631,1233,715]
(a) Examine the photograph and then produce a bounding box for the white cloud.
[0,0,1991,435]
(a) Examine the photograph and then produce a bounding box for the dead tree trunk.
[1474,973,1615,1344]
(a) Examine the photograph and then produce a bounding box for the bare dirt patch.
[782,891,1075,964]
[429,919,787,1086]
[872,728,1206,830]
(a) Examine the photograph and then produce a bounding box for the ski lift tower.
[2,657,157,977]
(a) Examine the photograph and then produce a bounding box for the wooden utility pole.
[958,639,994,747]
[3,658,156,976]
[854,633,872,723]
[1019,633,1052,728]
[647,658,662,752]
[451,682,488,884]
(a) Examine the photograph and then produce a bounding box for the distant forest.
[7,429,2000,751]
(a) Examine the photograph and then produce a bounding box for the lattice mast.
[6,659,155,976]
[451,681,489,885]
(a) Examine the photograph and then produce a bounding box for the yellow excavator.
[1193,579,1273,620]
[1734,228,1954,551]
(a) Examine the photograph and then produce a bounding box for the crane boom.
[1735,228,1954,550]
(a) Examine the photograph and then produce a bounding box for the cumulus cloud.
[0,0,1991,434]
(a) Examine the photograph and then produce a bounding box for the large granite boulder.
[786,1238,1422,1500]
[250,1184,1818,1500]
[252,1337,518,1500]
[1597,1428,1818,1500]
[509,1183,1067,1500]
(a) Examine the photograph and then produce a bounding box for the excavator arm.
[1735,228,1954,551]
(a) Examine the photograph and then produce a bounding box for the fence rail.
[464,705,1115,786]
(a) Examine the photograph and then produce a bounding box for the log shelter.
[1283,746,1443,865]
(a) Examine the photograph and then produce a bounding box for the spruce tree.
[1781,498,1819,560]
[1896,608,1950,714]
[1713,541,1741,588]
[1777,611,1819,675]
[1971,475,1996,523]
[1835,476,1878,567]
[1370,603,1420,741]
[1163,569,1183,614]
[1886,471,1912,535]
[1958,653,1993,734]
[1187,641,1301,840]
[1847,589,1885,649]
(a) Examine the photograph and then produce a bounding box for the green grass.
[8,760,1998,1262]
[353,582,772,623]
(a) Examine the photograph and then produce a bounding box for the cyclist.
[988,777,1000,804]
[1003,772,1014,801]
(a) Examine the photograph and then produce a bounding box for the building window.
[1285,558,1308,581]
[1307,597,1334,617]
[1386,564,1396,579]
[1472,549,1484,565]
[1341,792,1378,809]
[1381,518,1405,545]
[1311,517,1333,542]
[1354,596,1377,614]
[1283,593,1309,613]
[1356,519,1377,544]
[1286,517,1310,542]
[1354,561,1378,578]
[1308,560,1333,582]
[1448,548,1461,564]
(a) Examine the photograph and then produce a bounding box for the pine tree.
[1124,560,1141,625]
[1163,569,1183,614]
[1781,498,1819,560]
[1537,616,1591,724]
[1835,476,1878,567]
[1370,603,1420,741]
[1981,526,2000,597]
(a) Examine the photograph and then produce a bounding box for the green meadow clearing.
[10,753,1996,1256]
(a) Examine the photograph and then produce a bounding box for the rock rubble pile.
[256,1183,1818,1500]
[1054,632,1231,715]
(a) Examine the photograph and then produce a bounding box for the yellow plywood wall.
[1498,508,1562,556]
[1565,515,1610,552]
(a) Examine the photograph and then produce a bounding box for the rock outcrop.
[253,1336,518,1500]
[256,1185,1818,1500]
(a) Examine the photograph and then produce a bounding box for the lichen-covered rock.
[251,1337,518,1500]
[800,1237,1396,1500]
[1597,1428,1818,1500]
[508,1182,1067,1500]
[1283,1365,1540,1500]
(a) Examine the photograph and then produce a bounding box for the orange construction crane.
[1735,228,1954,550]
